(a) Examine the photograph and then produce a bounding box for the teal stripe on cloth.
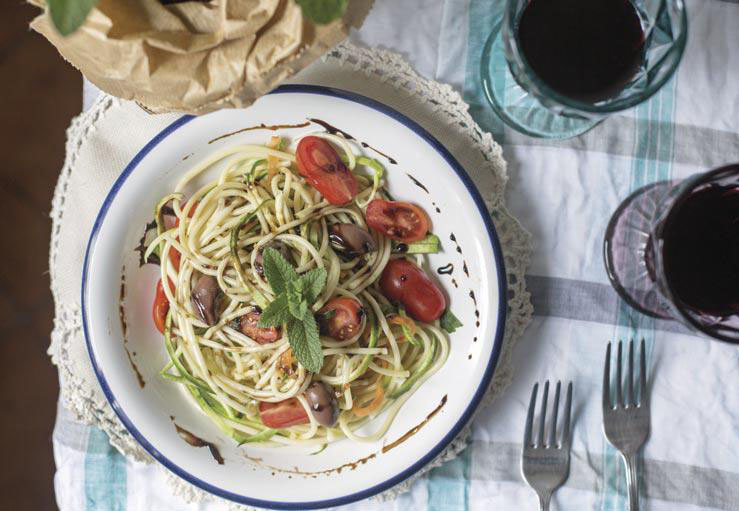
[603,75,679,511]
[462,0,682,509]
[463,0,507,142]
[84,427,127,511]
[427,446,472,511]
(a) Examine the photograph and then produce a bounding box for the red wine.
[661,178,739,318]
[517,0,646,103]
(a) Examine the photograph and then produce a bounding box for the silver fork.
[522,380,573,511]
[602,340,651,511]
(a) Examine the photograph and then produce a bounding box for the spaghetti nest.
[145,134,450,447]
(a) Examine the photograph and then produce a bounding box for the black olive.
[191,274,221,326]
[254,241,293,276]
[304,382,338,427]
[328,223,377,259]
[161,200,178,230]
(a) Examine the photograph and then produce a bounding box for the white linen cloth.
[52,0,739,510]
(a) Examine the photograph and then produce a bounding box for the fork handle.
[537,492,552,511]
[623,453,640,511]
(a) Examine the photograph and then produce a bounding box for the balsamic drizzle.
[407,174,429,193]
[449,233,463,254]
[309,118,355,140]
[437,263,454,275]
[208,121,311,144]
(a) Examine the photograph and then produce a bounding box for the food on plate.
[143,133,463,447]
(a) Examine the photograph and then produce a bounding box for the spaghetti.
[144,132,452,447]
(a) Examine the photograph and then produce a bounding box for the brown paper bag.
[29,0,373,114]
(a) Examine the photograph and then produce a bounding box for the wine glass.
[480,0,688,139]
[604,164,739,343]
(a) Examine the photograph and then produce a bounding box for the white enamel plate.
[82,85,506,509]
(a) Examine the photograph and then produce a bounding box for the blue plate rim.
[81,84,508,510]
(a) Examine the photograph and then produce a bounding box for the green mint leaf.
[257,294,291,328]
[440,308,463,333]
[295,0,347,24]
[288,279,305,295]
[47,0,99,36]
[299,267,327,303]
[287,317,323,373]
[262,247,298,295]
[287,293,308,321]
[287,281,309,319]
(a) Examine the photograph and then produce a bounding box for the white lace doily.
[48,41,532,507]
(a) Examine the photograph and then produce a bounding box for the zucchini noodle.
[149,133,450,448]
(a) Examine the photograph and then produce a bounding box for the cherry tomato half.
[152,279,170,334]
[168,247,181,272]
[296,136,358,206]
[365,199,430,243]
[318,297,364,340]
[259,398,309,428]
[162,200,197,271]
[240,310,281,344]
[379,259,446,322]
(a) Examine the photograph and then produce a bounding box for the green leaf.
[47,0,99,36]
[295,0,348,24]
[287,281,309,319]
[258,294,291,328]
[395,234,442,254]
[440,308,463,333]
[262,247,298,295]
[287,317,323,373]
[299,267,327,303]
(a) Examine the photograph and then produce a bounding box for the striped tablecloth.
[53,0,739,509]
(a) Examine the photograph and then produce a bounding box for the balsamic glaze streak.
[407,174,429,193]
[208,121,311,144]
[437,263,454,275]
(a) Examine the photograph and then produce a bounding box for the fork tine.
[537,381,549,447]
[640,338,647,406]
[627,340,634,407]
[548,381,561,448]
[616,341,623,408]
[563,381,573,443]
[603,342,612,409]
[524,383,538,447]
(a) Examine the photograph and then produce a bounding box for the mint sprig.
[258,247,327,372]
[295,0,348,24]
[47,0,99,36]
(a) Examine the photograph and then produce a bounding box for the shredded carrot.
[389,315,417,341]
[279,348,294,375]
[370,359,387,384]
[266,154,280,184]
[267,136,281,148]
[352,386,385,417]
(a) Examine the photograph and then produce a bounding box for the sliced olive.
[161,200,178,230]
[304,382,338,427]
[191,274,221,326]
[254,241,293,276]
[328,223,376,259]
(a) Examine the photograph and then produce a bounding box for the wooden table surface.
[1,5,80,510]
